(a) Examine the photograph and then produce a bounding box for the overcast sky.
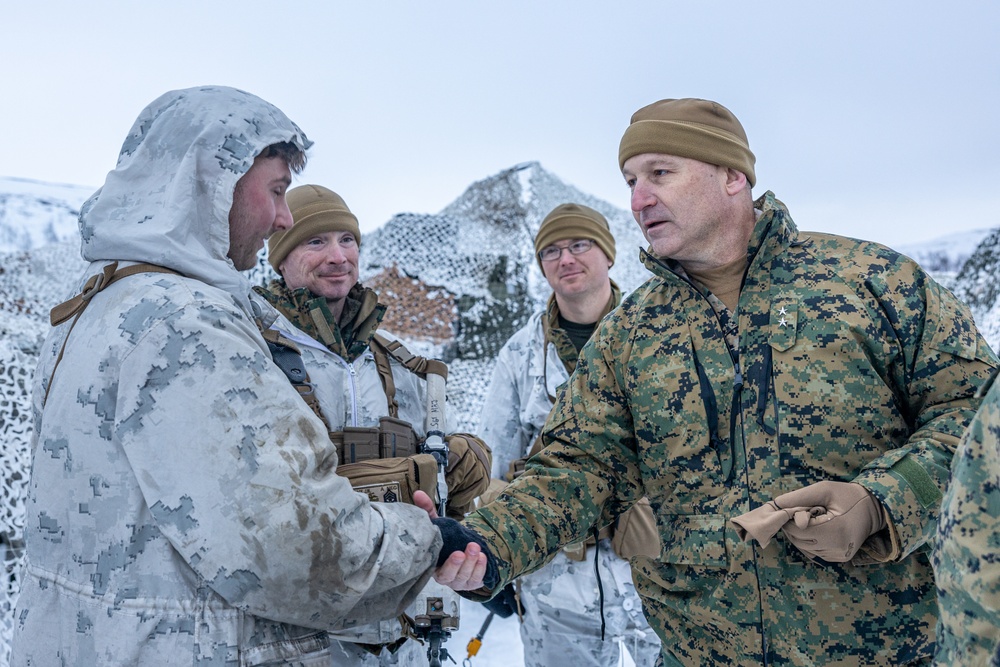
[3,1,998,247]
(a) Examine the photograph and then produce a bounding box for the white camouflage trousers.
[518,539,660,667]
[328,638,426,666]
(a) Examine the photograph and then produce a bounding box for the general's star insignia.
[778,306,788,316]
[779,317,788,327]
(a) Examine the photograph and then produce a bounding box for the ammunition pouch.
[330,416,437,506]
[331,416,419,463]
[338,453,439,506]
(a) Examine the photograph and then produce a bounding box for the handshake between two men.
[414,478,892,597]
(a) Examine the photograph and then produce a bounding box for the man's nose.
[323,242,348,264]
[274,200,293,232]
[631,181,656,213]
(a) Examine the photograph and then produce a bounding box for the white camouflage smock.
[273,317,435,666]
[11,87,442,666]
[478,310,660,667]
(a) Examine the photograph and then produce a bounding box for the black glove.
[482,583,525,618]
[432,517,500,588]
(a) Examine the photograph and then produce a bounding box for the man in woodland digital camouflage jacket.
[429,98,999,666]
[933,369,1000,665]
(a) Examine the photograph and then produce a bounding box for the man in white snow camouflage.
[258,184,492,666]
[11,86,475,666]
[477,202,660,667]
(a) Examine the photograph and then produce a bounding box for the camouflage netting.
[360,211,534,360]
[0,242,86,667]
[366,267,458,348]
[359,162,650,362]
[0,340,31,667]
[952,228,1000,350]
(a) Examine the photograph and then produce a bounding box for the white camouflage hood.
[78,85,311,312]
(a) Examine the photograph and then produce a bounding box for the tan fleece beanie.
[268,184,361,272]
[618,98,756,187]
[534,203,616,270]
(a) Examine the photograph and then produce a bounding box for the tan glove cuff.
[444,434,493,518]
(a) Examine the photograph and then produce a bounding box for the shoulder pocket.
[924,282,979,361]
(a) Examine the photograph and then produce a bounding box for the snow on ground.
[451,599,638,667]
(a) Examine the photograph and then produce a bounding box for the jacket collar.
[639,191,798,282]
[256,281,386,361]
[544,280,622,373]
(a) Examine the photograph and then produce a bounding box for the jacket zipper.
[332,356,359,427]
[647,252,771,666]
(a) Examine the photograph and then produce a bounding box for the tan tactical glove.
[772,481,887,563]
[444,433,492,519]
[731,501,810,548]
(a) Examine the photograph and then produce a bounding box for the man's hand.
[434,541,488,590]
[414,490,493,591]
[731,501,806,547]
[414,489,440,519]
[773,481,886,562]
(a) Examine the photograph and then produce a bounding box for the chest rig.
[266,330,449,506]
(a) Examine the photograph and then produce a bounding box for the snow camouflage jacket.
[463,191,999,666]
[12,87,442,666]
[479,289,619,481]
[260,279,446,648]
[933,369,1000,665]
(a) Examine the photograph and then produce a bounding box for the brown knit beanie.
[534,203,616,270]
[267,184,362,272]
[618,98,756,187]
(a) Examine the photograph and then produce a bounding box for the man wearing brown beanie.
[476,203,660,667]
[257,185,492,667]
[427,98,999,666]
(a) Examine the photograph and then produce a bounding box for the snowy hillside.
[0,177,94,254]
[950,228,1000,353]
[895,227,993,287]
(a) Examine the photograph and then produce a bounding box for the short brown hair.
[258,141,307,174]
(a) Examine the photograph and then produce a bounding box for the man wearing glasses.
[476,203,660,667]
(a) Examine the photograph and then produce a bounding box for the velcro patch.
[354,481,402,504]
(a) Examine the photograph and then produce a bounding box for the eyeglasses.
[538,239,595,262]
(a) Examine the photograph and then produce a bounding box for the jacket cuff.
[458,585,496,603]
[855,452,944,558]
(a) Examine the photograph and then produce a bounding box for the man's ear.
[724,168,748,196]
